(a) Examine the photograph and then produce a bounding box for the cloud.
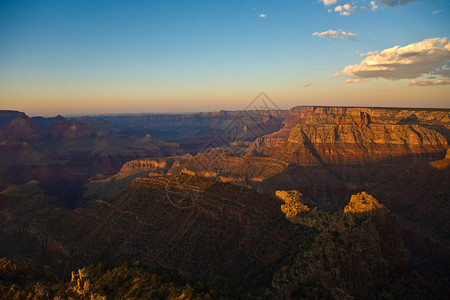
[313,29,357,41]
[319,0,338,6]
[259,13,267,18]
[370,1,379,11]
[321,0,420,16]
[302,81,324,87]
[337,37,450,82]
[379,0,422,7]
[345,78,368,83]
[334,3,356,15]
[409,78,450,86]
[432,10,442,14]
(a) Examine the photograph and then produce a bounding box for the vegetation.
[0,258,215,299]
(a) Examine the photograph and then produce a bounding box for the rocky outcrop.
[117,158,168,176]
[344,192,385,214]
[276,190,316,217]
[274,192,410,298]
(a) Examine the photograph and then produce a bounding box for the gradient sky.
[0,0,449,116]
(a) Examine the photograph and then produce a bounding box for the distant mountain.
[73,110,289,152]
[0,113,182,207]
[0,110,21,128]
[2,113,47,141]
[31,114,68,129]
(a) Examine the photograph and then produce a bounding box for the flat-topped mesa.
[119,159,167,175]
[286,106,450,127]
[344,192,385,214]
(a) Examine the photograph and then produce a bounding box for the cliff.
[252,106,449,155]
[273,192,411,299]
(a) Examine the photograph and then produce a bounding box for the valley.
[0,106,449,298]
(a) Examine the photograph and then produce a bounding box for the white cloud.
[343,3,354,11]
[320,0,420,16]
[334,3,355,15]
[432,10,442,14]
[320,0,338,6]
[337,37,450,82]
[379,0,422,7]
[409,78,450,86]
[259,13,267,18]
[313,29,357,41]
[370,1,379,11]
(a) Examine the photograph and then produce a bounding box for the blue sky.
[0,0,449,116]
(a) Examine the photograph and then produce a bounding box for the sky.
[0,0,449,116]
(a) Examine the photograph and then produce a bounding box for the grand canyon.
[2,0,449,298]
[0,106,449,298]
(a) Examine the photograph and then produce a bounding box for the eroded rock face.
[274,192,410,299]
[272,122,447,165]
[276,190,316,218]
[344,192,385,214]
[55,174,298,293]
[253,106,449,158]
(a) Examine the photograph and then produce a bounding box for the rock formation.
[273,192,411,299]
[0,112,182,207]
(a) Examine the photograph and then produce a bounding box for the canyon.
[0,106,449,298]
